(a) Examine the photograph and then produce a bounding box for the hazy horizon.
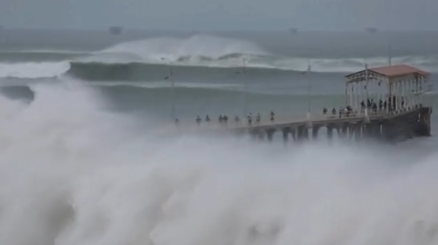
[0,0,437,31]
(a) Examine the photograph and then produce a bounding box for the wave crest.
[99,34,268,62]
[1,35,437,80]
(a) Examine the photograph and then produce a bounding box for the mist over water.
[0,79,436,245]
[0,30,438,245]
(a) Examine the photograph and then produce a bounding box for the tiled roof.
[369,64,429,78]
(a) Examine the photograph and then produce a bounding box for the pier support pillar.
[403,123,414,139]
[304,127,309,140]
[282,128,290,145]
[336,126,342,139]
[250,130,258,140]
[258,131,265,141]
[381,123,391,142]
[363,123,373,139]
[312,125,320,140]
[416,107,433,136]
[297,126,308,140]
[373,123,382,139]
[354,124,363,141]
[327,124,334,143]
[341,123,349,139]
[348,124,355,141]
[291,128,297,142]
[266,129,275,142]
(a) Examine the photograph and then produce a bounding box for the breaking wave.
[0,55,436,81]
[0,34,437,80]
[0,78,438,245]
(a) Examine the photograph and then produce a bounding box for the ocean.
[0,29,438,245]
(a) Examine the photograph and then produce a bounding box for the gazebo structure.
[345,64,429,114]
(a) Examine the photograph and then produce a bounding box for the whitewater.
[1,34,438,80]
[0,78,437,245]
[0,30,438,245]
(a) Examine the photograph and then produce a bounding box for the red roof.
[369,64,429,78]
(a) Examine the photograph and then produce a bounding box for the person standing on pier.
[323,108,327,115]
[205,115,210,122]
[270,111,275,121]
[247,113,252,125]
[256,113,261,123]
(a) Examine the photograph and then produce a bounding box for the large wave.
[0,77,437,245]
[1,34,437,80]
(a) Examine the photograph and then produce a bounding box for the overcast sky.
[0,0,436,31]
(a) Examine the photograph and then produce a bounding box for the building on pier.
[345,64,430,114]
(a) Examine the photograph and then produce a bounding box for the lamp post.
[306,61,312,123]
[161,58,175,121]
[242,58,248,118]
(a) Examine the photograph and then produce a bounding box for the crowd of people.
[188,111,276,125]
[322,96,412,119]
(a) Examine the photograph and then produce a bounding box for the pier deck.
[171,106,432,143]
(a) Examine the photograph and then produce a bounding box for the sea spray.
[100,34,268,62]
[0,79,436,245]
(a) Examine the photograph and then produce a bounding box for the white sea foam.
[0,62,70,79]
[0,34,437,80]
[99,34,268,62]
[0,78,437,245]
[90,81,241,90]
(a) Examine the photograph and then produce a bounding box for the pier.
[234,64,432,143]
[231,107,432,143]
[184,64,433,144]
